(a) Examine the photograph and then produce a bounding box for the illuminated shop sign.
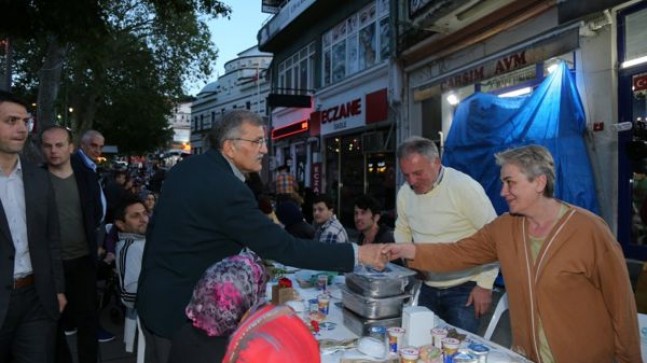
[272,120,309,140]
[320,99,361,124]
[319,98,364,134]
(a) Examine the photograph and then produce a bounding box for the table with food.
[267,263,532,363]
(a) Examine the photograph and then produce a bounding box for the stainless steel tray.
[342,307,402,337]
[341,285,409,319]
[345,263,417,298]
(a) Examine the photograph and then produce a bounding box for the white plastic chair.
[483,292,509,341]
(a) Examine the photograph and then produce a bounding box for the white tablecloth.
[269,270,532,363]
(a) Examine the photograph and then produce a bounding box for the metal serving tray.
[341,285,410,319]
[345,263,417,298]
[342,307,402,337]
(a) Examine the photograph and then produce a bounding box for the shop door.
[619,66,647,260]
[366,152,396,227]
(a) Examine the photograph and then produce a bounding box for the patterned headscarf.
[185,250,268,337]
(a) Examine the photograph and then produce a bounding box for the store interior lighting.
[446,93,460,105]
[498,87,533,98]
[546,64,559,74]
[622,55,647,69]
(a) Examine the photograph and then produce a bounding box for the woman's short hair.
[208,110,264,150]
[396,136,439,161]
[495,144,556,197]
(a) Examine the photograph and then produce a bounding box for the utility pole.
[1,37,12,91]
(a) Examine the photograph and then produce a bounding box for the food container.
[345,263,417,298]
[452,352,478,363]
[468,343,490,363]
[419,345,442,363]
[317,294,330,315]
[387,327,405,353]
[431,328,448,349]
[441,337,460,357]
[341,285,410,319]
[342,307,402,336]
[399,347,419,362]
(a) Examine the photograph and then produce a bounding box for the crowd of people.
[0,91,641,363]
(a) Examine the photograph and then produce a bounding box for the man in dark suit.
[0,91,66,362]
[41,125,103,363]
[137,110,387,362]
[71,129,116,343]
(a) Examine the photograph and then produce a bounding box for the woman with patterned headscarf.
[168,250,268,363]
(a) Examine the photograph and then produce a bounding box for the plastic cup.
[317,294,330,315]
[399,347,419,363]
[387,327,405,353]
[316,274,328,291]
[430,327,448,349]
[441,337,460,357]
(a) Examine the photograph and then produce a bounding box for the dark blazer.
[0,158,64,325]
[70,152,103,261]
[357,225,395,245]
[137,149,356,338]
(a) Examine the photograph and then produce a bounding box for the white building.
[190,46,272,155]
[169,100,192,150]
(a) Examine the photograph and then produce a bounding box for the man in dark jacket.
[41,125,103,363]
[137,110,387,362]
[276,200,315,239]
[0,91,66,362]
[354,194,394,245]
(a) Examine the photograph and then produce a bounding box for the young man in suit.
[0,91,66,362]
[137,109,387,362]
[41,125,102,363]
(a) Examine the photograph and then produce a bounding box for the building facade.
[260,0,395,227]
[190,46,272,157]
[168,100,192,152]
[395,0,647,259]
[259,0,647,259]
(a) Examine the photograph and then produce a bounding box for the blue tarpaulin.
[442,62,599,215]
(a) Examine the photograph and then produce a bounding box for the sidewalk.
[65,302,137,363]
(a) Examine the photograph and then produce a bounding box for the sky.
[186,2,271,95]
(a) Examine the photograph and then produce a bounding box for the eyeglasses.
[230,137,266,148]
[2,115,34,132]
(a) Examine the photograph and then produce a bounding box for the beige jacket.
[408,204,641,363]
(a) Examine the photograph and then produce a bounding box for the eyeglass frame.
[229,137,267,148]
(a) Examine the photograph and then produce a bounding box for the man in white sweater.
[114,194,149,308]
[394,136,498,333]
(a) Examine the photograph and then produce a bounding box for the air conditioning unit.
[362,132,384,153]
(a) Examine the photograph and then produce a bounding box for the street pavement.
[65,297,137,363]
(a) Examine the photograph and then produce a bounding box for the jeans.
[417,281,480,334]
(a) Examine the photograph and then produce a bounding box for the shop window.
[622,7,647,67]
[322,0,390,86]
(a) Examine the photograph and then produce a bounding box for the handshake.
[357,243,417,270]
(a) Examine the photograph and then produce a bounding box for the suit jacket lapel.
[0,198,12,247]
[20,161,37,246]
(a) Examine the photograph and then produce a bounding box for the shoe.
[97,327,115,343]
[64,328,77,336]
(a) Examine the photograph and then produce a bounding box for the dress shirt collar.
[0,157,22,176]
[221,152,246,182]
[117,232,146,240]
[77,149,97,171]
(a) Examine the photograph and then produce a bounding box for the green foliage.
[2,0,232,153]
